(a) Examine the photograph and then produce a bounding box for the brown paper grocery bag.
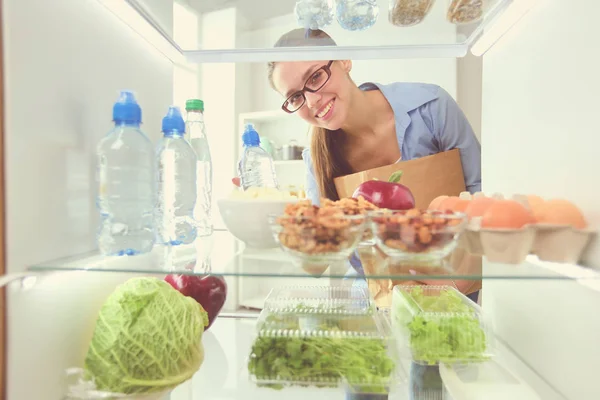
[334,149,466,209]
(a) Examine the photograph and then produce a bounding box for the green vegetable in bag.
[84,277,209,394]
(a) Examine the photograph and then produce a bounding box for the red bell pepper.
[351,170,415,210]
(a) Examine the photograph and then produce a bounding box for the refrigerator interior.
[2,0,599,399]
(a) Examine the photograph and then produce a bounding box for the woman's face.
[272,60,353,130]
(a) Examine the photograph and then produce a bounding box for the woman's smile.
[315,98,335,120]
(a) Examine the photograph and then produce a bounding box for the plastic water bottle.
[238,123,279,190]
[185,99,213,237]
[156,106,197,245]
[96,91,155,256]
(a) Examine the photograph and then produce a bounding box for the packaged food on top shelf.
[336,0,380,32]
[391,285,495,366]
[295,0,335,30]
[248,285,402,394]
[447,0,487,25]
[389,0,436,27]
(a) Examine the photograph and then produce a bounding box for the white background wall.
[3,0,173,398]
[481,1,600,399]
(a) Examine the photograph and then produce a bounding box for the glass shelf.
[27,230,600,283]
[117,0,515,62]
[164,316,566,399]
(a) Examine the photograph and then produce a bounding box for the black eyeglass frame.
[281,60,334,114]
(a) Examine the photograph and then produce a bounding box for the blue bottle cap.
[162,106,185,134]
[242,123,260,146]
[113,90,142,125]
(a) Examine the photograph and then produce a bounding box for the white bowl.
[217,198,299,249]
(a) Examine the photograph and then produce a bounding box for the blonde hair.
[267,29,349,201]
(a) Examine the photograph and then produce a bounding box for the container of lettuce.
[66,277,209,399]
[391,285,494,366]
[248,285,403,395]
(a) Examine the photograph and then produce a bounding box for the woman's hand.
[232,177,240,187]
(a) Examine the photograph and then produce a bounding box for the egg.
[481,200,535,229]
[428,195,448,210]
[439,196,470,213]
[535,199,587,229]
[465,196,497,219]
[525,194,545,221]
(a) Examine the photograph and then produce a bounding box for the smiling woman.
[266,28,481,206]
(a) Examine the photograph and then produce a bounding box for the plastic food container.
[249,285,403,394]
[269,213,368,276]
[371,209,467,262]
[446,0,491,25]
[336,0,380,31]
[389,0,436,27]
[295,0,335,30]
[391,285,495,365]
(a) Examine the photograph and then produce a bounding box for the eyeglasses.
[282,60,334,114]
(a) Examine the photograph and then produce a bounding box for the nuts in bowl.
[372,209,467,261]
[269,200,368,273]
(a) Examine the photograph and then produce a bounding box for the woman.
[236,28,482,301]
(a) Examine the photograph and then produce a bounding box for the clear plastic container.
[263,285,374,313]
[391,285,495,366]
[371,209,467,261]
[294,0,335,30]
[388,0,436,27]
[249,287,401,394]
[447,0,487,25]
[336,0,380,31]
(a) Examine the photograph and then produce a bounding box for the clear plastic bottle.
[238,123,279,190]
[96,90,155,256]
[156,106,197,245]
[185,99,213,237]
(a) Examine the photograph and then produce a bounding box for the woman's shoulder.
[360,81,449,112]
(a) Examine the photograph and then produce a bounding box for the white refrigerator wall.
[3,0,173,398]
[481,0,600,399]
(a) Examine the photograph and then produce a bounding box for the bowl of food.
[371,209,467,262]
[268,200,368,275]
[217,187,300,249]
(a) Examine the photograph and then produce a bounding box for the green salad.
[249,304,394,393]
[394,286,488,365]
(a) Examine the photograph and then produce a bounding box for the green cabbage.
[84,277,208,394]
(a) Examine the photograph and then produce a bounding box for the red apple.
[352,170,415,210]
[165,274,227,330]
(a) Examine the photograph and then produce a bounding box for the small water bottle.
[185,99,213,237]
[96,91,155,256]
[156,106,197,246]
[238,123,279,190]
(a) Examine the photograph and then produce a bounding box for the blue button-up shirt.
[301,82,482,277]
[302,82,482,206]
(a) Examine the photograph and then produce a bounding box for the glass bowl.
[269,213,368,274]
[371,209,467,261]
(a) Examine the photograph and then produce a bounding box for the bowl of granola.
[371,209,468,262]
[269,199,370,275]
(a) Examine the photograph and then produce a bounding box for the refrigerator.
[1,0,599,399]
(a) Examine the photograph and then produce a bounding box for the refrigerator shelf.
[105,0,523,63]
[25,230,600,284]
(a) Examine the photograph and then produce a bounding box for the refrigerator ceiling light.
[97,0,185,64]
[471,0,540,57]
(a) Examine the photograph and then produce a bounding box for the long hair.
[267,29,350,201]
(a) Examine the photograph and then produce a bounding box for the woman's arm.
[431,88,482,193]
[301,148,321,206]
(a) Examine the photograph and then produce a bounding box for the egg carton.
[457,193,595,264]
